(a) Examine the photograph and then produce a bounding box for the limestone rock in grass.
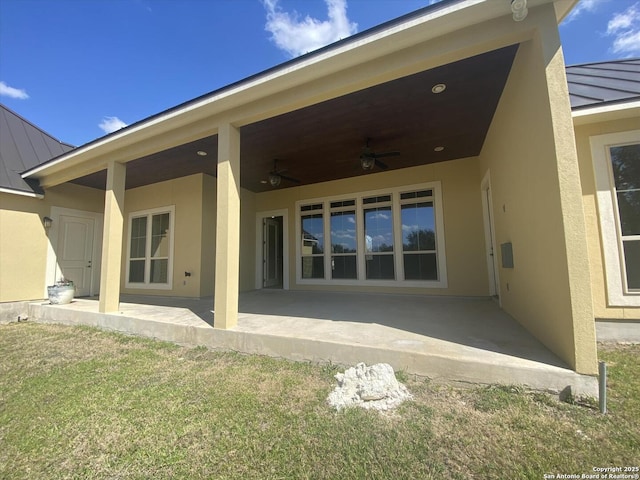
[327,362,412,411]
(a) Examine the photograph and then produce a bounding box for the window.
[330,200,357,279]
[401,190,438,280]
[126,206,175,289]
[591,130,640,306]
[611,144,640,291]
[363,195,395,279]
[301,204,324,279]
[296,183,447,287]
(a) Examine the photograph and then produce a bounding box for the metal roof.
[566,58,640,110]
[0,104,74,195]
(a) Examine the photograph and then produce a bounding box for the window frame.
[295,182,447,288]
[125,205,175,290]
[590,130,640,306]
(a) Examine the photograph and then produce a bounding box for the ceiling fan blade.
[373,151,400,159]
[280,173,301,184]
[374,159,389,170]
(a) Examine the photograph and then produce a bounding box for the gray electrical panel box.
[501,242,514,269]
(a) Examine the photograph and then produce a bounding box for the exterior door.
[482,181,500,298]
[264,217,283,288]
[58,214,95,296]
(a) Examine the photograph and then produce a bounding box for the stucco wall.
[0,183,104,302]
[575,117,640,320]
[252,156,489,296]
[478,29,597,373]
[122,174,206,297]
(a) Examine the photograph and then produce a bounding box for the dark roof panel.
[566,58,640,110]
[0,104,74,194]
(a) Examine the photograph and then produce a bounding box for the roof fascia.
[0,187,44,199]
[572,100,640,126]
[23,0,560,183]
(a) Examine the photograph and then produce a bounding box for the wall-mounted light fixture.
[43,216,53,229]
[511,0,528,21]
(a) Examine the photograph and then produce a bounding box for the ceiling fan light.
[269,173,281,187]
[360,156,375,171]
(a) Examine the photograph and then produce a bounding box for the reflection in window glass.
[364,207,394,252]
[301,208,324,279]
[301,214,324,254]
[401,198,438,281]
[364,206,394,279]
[331,211,356,253]
[401,202,435,251]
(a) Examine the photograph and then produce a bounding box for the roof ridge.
[0,103,75,149]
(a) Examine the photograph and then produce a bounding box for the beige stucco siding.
[0,195,49,302]
[575,117,640,320]
[478,29,597,373]
[0,183,104,302]
[253,156,489,296]
[122,174,206,297]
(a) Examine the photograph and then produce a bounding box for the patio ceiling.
[71,44,519,194]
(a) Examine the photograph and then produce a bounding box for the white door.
[264,217,282,288]
[58,214,95,296]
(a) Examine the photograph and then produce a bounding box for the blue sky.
[1,0,639,147]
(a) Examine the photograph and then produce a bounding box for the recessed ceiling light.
[196,150,208,156]
[431,83,446,94]
[434,146,445,152]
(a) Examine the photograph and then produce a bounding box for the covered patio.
[28,290,597,395]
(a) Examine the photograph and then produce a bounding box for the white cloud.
[606,2,640,56]
[0,81,29,99]
[263,0,358,57]
[99,116,127,134]
[563,0,607,23]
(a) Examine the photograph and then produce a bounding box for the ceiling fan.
[265,159,300,187]
[359,138,400,171]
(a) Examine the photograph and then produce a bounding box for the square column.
[214,123,241,329]
[99,160,126,313]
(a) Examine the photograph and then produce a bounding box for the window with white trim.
[591,130,640,306]
[611,143,640,291]
[296,182,447,288]
[126,206,175,289]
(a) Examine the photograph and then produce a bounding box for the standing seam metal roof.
[0,104,74,194]
[566,58,640,109]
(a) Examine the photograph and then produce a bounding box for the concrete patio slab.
[17,290,597,396]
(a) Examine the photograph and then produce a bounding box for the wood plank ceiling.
[71,44,519,193]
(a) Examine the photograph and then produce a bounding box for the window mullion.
[145,214,152,284]
[393,191,403,281]
[323,201,331,280]
[356,197,366,281]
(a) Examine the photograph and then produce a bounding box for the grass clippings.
[0,323,638,479]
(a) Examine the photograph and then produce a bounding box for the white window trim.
[295,182,447,288]
[590,130,640,307]
[125,205,175,290]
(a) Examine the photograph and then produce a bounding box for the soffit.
[71,44,519,193]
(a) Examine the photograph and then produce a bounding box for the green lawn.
[1,323,638,479]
